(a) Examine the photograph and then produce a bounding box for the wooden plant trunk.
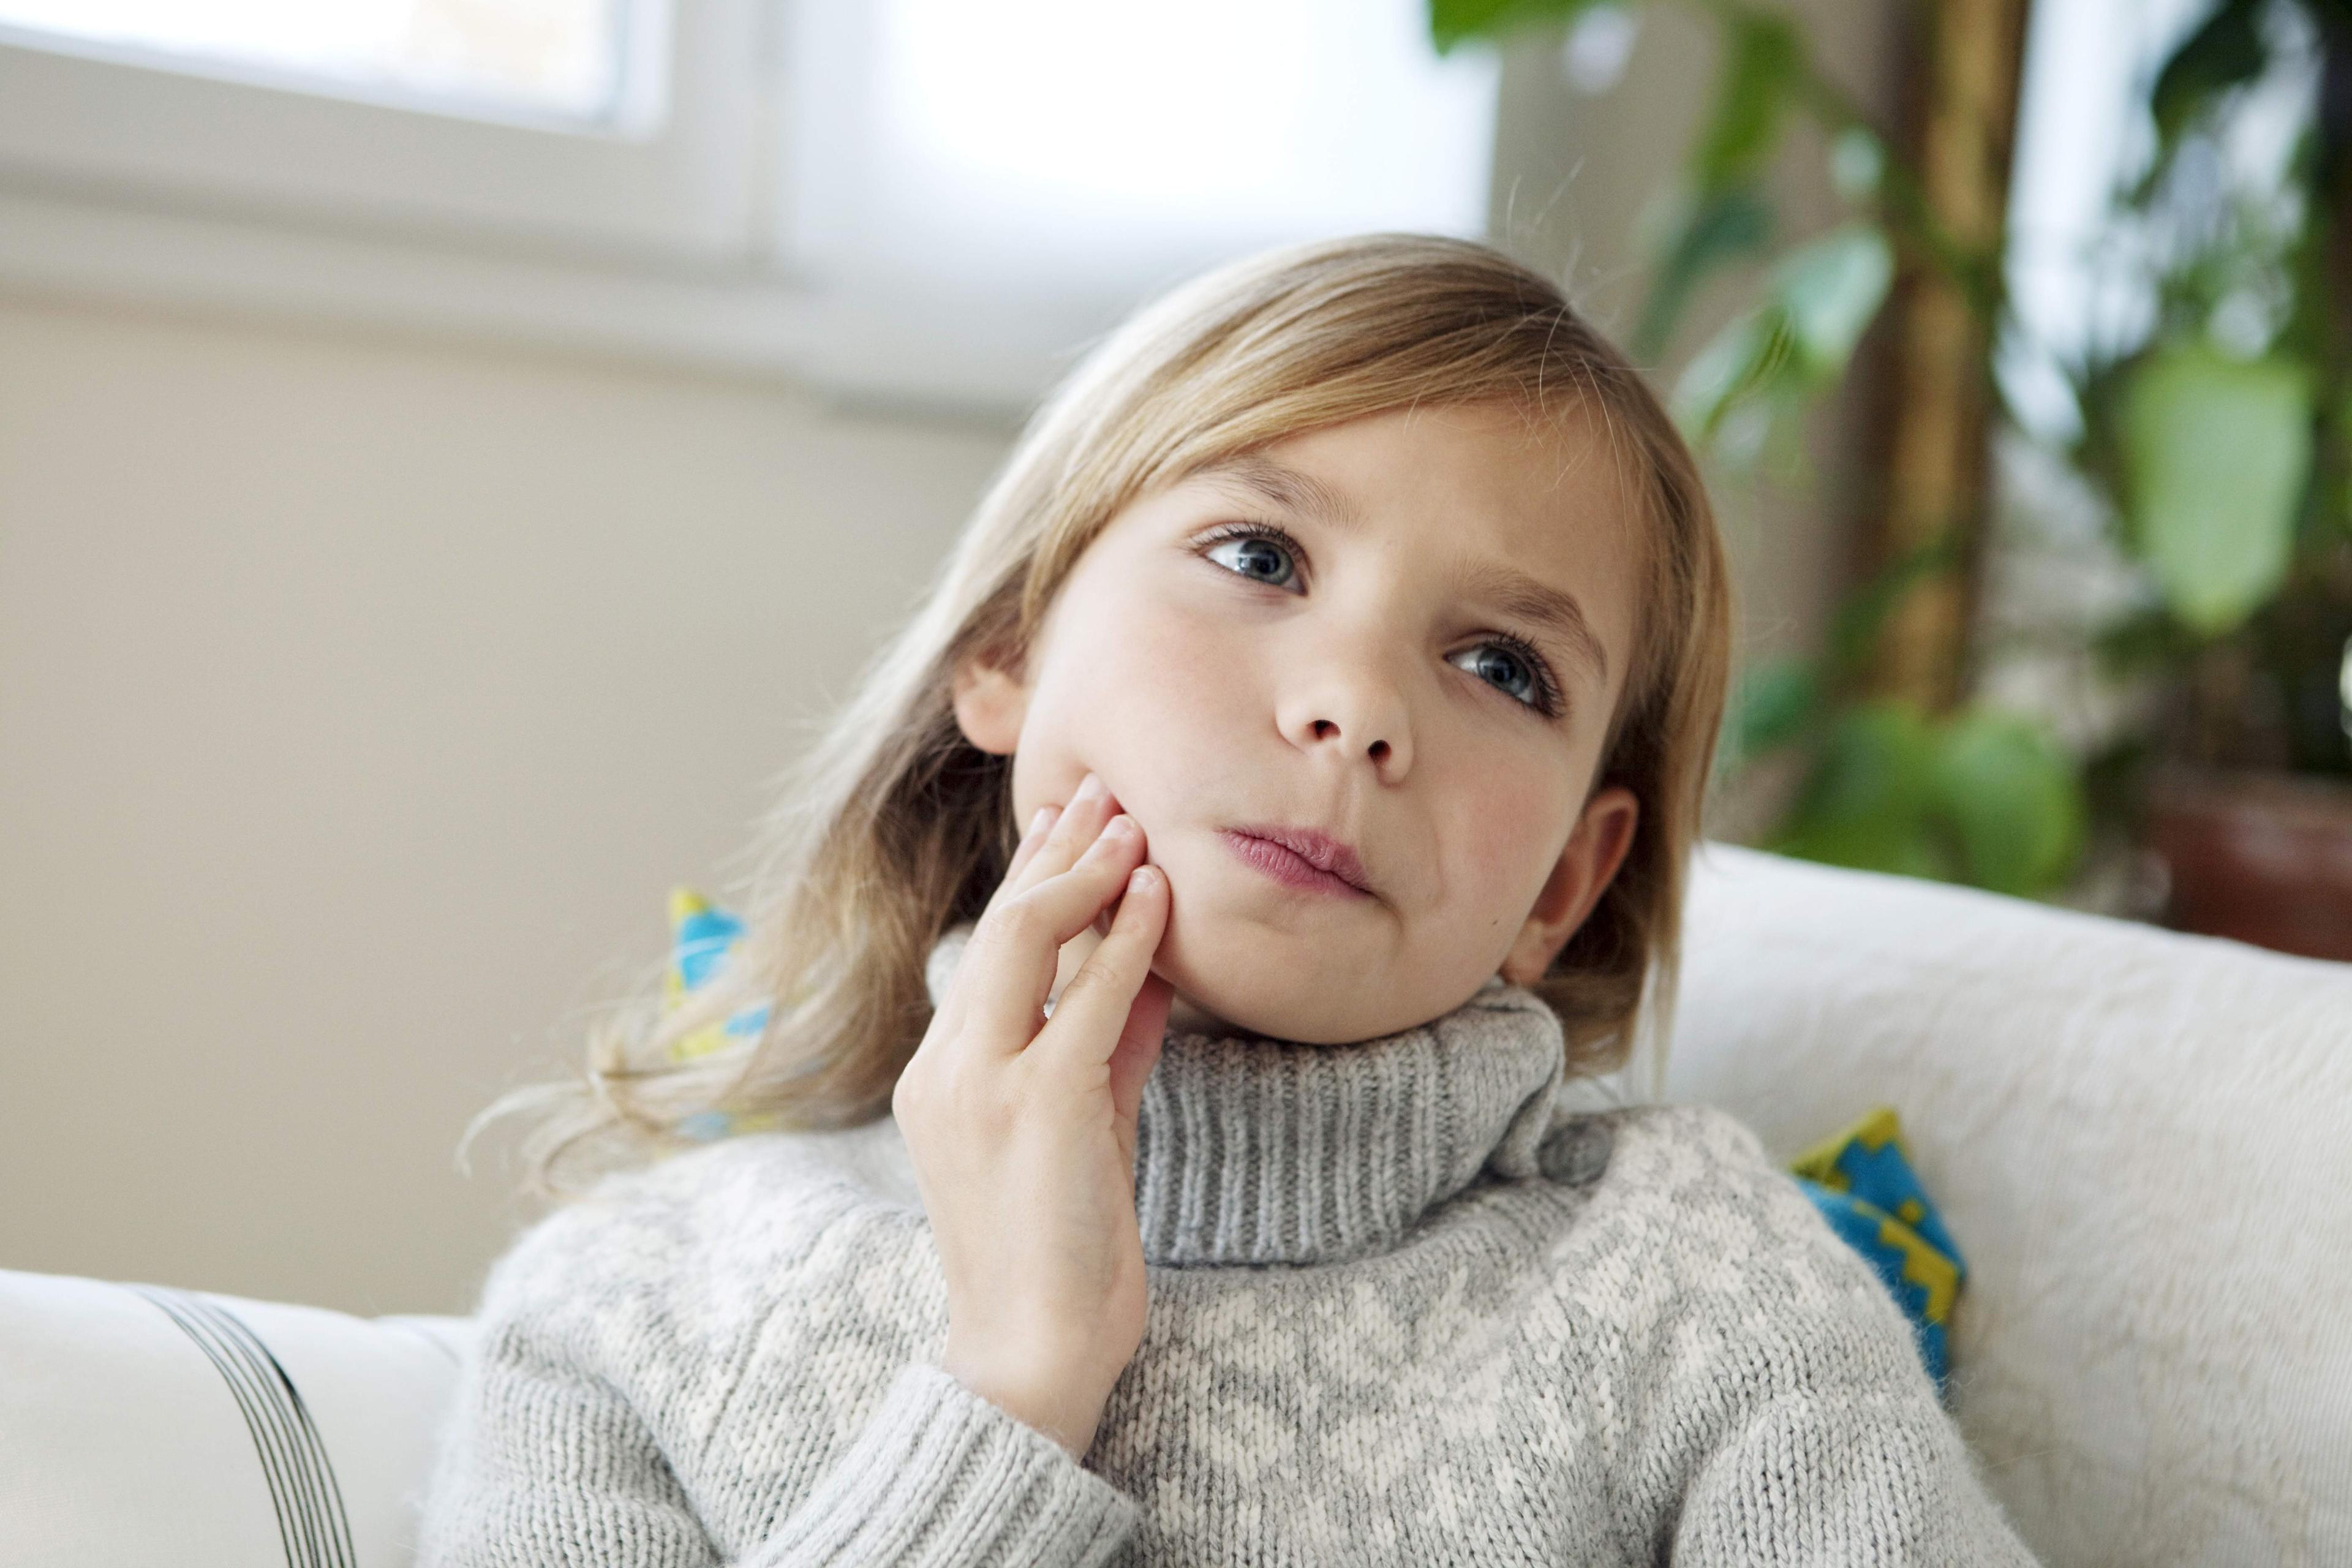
[1868,0,2032,713]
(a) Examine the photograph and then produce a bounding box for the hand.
[892,771,1175,1459]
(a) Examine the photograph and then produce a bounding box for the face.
[954,398,1643,1044]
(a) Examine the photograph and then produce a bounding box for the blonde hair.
[465,232,1735,1203]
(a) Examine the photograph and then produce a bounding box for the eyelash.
[1193,519,1568,721]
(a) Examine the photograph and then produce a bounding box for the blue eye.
[1213,524,1561,728]
[1449,641,1560,715]
[1201,527,1299,589]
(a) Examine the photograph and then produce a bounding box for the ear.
[951,646,1030,756]
[1499,783,1640,989]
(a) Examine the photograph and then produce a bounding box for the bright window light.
[2001,0,2312,442]
[786,0,1500,318]
[0,0,633,124]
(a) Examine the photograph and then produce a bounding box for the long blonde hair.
[466,232,1734,1202]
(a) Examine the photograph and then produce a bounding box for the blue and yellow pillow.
[662,888,778,1142]
[1788,1105,1965,1400]
[660,889,1967,1395]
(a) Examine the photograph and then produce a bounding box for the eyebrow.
[1194,453,1365,531]
[1189,454,1612,687]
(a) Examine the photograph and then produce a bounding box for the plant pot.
[2144,764,2352,962]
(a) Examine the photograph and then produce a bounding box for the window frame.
[0,0,765,262]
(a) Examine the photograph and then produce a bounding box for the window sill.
[0,180,1087,426]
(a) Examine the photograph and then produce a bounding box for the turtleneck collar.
[921,921,1570,1268]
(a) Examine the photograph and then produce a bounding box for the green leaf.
[1727,656,1820,761]
[1671,309,1795,442]
[1768,700,1944,878]
[1925,708,2084,896]
[1695,15,1803,189]
[1634,186,1773,360]
[1825,530,1965,676]
[1427,0,1613,53]
[1776,225,1893,374]
[1667,225,1891,450]
[2336,386,2352,535]
[2119,343,2313,636]
[1828,128,1885,203]
[2150,0,2267,151]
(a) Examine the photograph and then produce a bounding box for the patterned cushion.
[1789,1106,1964,1397]
[661,888,779,1142]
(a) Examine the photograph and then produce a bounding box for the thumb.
[1107,970,1172,1138]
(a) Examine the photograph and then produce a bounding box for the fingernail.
[1073,772,1106,804]
[1028,805,1055,837]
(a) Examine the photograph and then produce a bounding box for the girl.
[421,233,2040,1565]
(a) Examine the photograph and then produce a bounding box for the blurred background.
[1,0,2345,1316]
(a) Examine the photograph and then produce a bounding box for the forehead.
[1179,400,1646,690]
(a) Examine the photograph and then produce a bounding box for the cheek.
[1131,600,1254,725]
[1022,590,1248,797]
[1043,593,1218,718]
[1448,756,1579,924]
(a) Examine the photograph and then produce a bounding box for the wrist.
[940,1345,1105,1459]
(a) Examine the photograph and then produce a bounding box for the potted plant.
[1431,0,2352,958]
[2054,0,2352,958]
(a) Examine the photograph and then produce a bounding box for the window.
[0,0,750,258]
[0,0,1498,412]
[785,0,1494,315]
[0,0,641,126]
[2002,0,2315,442]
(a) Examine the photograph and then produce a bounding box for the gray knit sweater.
[417,921,2040,1566]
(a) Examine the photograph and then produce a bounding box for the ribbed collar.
[921,921,1569,1268]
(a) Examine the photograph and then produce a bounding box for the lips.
[1223,824,1373,899]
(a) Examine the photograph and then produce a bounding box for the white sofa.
[5,842,2347,1567]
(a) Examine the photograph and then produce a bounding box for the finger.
[1008,773,1124,899]
[963,815,1147,1051]
[1036,861,1170,1079]
[944,806,1064,1032]
[987,804,1060,912]
[1107,969,1173,1143]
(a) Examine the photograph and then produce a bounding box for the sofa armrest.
[0,1267,475,1568]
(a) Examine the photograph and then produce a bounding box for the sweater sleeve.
[413,1303,727,1568]
[1609,1107,2041,1567]
[1665,1379,2039,1565]
[736,1361,1141,1566]
[415,1209,1139,1567]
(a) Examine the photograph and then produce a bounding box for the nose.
[1276,634,1413,782]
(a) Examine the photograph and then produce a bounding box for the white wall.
[0,298,1014,1313]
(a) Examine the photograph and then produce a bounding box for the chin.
[1153,918,1389,1045]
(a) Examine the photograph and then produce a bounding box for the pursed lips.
[1221,825,1374,899]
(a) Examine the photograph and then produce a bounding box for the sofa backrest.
[1660,843,2352,1567]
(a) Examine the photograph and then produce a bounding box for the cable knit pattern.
[415,922,2041,1566]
